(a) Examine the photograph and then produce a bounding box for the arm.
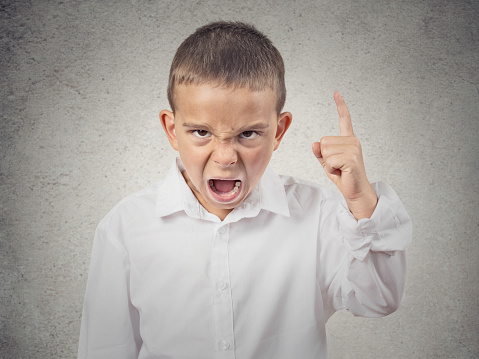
[317,181,412,318]
[78,221,142,359]
[334,181,412,316]
[314,93,412,316]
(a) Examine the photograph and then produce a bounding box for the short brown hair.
[167,21,286,114]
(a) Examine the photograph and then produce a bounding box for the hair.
[167,21,286,114]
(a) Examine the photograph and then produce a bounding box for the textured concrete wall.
[1,0,477,358]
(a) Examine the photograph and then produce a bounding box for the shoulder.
[280,174,339,201]
[277,174,342,216]
[98,180,163,230]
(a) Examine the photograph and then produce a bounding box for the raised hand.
[312,92,377,219]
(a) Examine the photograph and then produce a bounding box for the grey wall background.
[1,0,477,358]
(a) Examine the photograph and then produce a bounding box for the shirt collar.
[155,158,290,220]
[252,165,290,217]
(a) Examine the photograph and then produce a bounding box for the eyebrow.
[182,122,270,130]
[182,122,210,129]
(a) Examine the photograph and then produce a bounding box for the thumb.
[312,141,322,159]
[312,141,326,167]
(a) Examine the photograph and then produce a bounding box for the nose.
[212,141,237,167]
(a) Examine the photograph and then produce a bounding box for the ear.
[160,109,179,151]
[273,111,292,150]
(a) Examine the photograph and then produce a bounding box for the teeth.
[233,181,241,193]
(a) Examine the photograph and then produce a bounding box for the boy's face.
[160,83,292,220]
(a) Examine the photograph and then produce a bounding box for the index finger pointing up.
[334,91,354,136]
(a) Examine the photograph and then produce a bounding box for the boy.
[79,21,412,359]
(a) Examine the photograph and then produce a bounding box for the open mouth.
[208,179,242,200]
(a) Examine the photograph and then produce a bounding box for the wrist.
[345,184,378,220]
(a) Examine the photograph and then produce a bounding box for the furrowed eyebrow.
[181,122,270,131]
[240,122,270,130]
[182,122,211,130]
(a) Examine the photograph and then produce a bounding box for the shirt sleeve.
[324,181,412,318]
[78,221,142,359]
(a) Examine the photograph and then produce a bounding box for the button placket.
[211,224,235,354]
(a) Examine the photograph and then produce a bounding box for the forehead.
[174,84,278,125]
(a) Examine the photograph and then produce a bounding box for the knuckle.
[351,136,361,146]
[351,149,362,163]
[320,136,330,146]
[324,156,335,168]
[321,146,331,158]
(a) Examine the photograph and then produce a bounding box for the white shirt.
[78,158,412,359]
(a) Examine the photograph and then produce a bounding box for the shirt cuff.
[338,182,412,261]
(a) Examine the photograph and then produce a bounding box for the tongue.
[213,179,236,193]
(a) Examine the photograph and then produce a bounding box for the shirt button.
[218,227,226,234]
[217,282,228,291]
[220,340,230,350]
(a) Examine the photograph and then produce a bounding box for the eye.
[193,130,211,138]
[239,131,259,139]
